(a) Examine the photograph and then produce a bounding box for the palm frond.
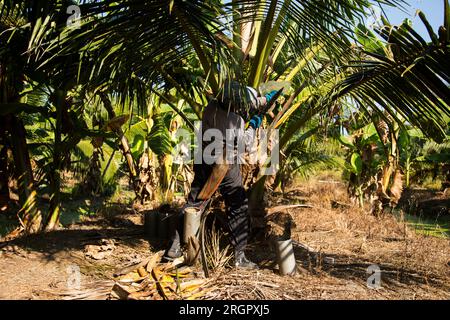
[330,17,450,142]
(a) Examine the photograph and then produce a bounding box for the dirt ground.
[0,181,449,300]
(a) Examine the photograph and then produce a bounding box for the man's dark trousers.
[188,163,249,252]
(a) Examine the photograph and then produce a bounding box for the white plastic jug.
[259,81,291,95]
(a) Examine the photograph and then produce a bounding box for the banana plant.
[337,121,385,207]
[398,127,426,189]
[398,120,450,189]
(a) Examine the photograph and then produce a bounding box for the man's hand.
[264,90,278,104]
[249,114,263,129]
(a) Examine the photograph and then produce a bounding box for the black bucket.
[156,211,170,240]
[144,210,158,239]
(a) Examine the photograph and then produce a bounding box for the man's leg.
[164,164,211,259]
[219,164,257,269]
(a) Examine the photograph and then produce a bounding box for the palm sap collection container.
[275,238,297,275]
[183,207,202,244]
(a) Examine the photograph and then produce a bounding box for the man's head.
[219,80,259,120]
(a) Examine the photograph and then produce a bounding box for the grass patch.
[403,213,450,239]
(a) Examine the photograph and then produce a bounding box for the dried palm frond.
[204,219,232,272]
[51,280,115,300]
[389,169,403,205]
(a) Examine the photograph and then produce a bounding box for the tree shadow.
[0,218,168,264]
[245,238,449,291]
[3,205,447,294]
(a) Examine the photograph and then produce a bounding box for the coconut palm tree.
[1,0,449,231]
[246,2,450,212]
[0,1,77,232]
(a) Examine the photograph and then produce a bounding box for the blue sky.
[379,0,444,40]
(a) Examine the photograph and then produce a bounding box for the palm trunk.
[1,60,41,232]
[8,115,41,232]
[0,122,10,206]
[232,0,244,63]
[44,90,65,231]
[99,93,140,198]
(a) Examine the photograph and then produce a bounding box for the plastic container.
[168,211,182,241]
[259,81,291,95]
[144,211,157,239]
[183,207,202,244]
[156,212,170,240]
[275,238,297,276]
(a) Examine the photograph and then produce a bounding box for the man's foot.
[164,246,183,261]
[234,250,258,269]
[163,231,183,261]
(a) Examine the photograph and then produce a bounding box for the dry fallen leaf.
[84,239,115,260]
[111,283,135,300]
[146,250,165,272]
[137,266,148,277]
